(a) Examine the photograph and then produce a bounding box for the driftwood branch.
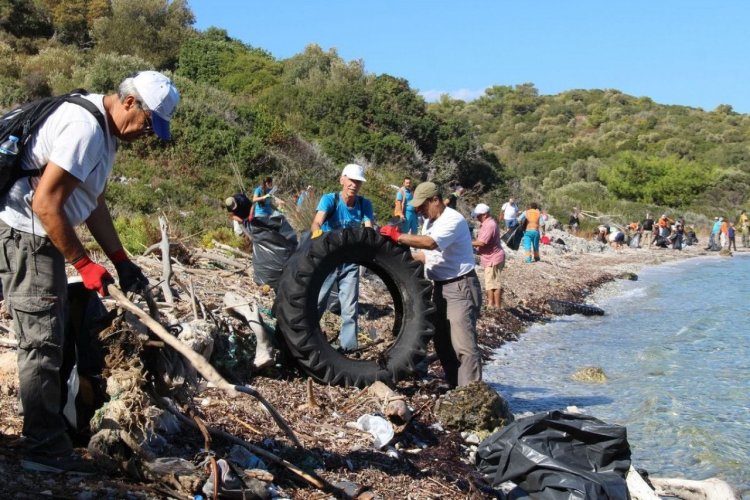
[107,285,300,447]
[158,216,174,305]
[0,336,17,347]
[211,240,252,260]
[193,251,247,270]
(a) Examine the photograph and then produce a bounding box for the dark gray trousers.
[0,220,72,456]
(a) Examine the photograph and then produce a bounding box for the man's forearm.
[85,195,124,255]
[398,233,437,250]
[40,211,87,262]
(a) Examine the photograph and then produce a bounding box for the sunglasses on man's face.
[142,109,153,134]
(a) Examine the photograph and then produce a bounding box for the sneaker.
[21,452,97,475]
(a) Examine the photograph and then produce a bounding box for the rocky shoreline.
[0,231,741,498]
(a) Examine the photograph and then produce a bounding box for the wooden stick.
[193,251,247,270]
[211,240,252,259]
[158,216,174,305]
[227,414,264,435]
[188,276,198,321]
[0,336,17,347]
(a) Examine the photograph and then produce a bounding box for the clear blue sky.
[187,0,750,113]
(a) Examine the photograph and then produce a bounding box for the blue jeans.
[505,219,517,229]
[318,263,360,351]
[401,212,418,235]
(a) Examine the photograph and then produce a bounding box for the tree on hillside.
[176,27,280,95]
[0,0,54,41]
[91,0,195,70]
[42,0,109,46]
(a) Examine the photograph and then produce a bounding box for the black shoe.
[21,452,97,475]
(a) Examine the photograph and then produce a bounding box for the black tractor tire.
[273,227,435,388]
[546,299,605,316]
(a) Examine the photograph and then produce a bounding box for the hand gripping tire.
[273,227,435,387]
[546,299,605,316]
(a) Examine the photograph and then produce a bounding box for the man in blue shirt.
[252,176,275,217]
[310,164,374,351]
[395,177,418,234]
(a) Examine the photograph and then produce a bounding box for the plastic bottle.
[0,135,20,156]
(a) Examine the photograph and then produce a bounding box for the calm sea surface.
[485,254,750,496]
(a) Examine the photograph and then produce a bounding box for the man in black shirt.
[225,193,252,237]
[641,213,654,247]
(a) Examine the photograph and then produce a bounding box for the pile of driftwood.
[74,216,417,498]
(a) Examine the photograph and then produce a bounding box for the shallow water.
[485,254,750,496]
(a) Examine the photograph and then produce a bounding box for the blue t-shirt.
[396,188,416,215]
[253,186,273,217]
[316,192,374,232]
[711,221,721,234]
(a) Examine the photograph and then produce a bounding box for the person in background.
[594,224,609,244]
[707,216,721,251]
[296,185,313,208]
[444,185,465,210]
[739,210,749,247]
[719,217,729,249]
[0,70,179,474]
[224,193,252,236]
[568,207,580,235]
[657,214,672,240]
[518,202,542,263]
[669,220,685,250]
[728,221,737,251]
[252,176,281,217]
[608,228,625,249]
[641,213,654,248]
[394,177,418,234]
[380,182,482,388]
[501,197,519,229]
[310,164,374,352]
[471,203,505,310]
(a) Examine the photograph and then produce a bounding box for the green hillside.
[2,0,747,249]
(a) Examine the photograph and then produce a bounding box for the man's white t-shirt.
[0,94,116,235]
[421,207,475,282]
[501,201,518,220]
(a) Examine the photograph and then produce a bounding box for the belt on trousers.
[434,269,477,286]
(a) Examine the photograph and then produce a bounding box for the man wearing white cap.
[380,181,482,387]
[471,203,505,309]
[0,71,179,473]
[310,163,374,351]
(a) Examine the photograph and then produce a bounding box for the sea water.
[485,254,750,496]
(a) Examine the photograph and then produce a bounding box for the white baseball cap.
[471,203,490,217]
[132,71,180,140]
[341,163,366,182]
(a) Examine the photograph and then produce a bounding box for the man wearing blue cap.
[0,71,180,474]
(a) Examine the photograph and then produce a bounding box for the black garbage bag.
[476,410,631,500]
[250,212,298,290]
[501,219,527,251]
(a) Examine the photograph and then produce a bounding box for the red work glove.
[379,224,402,244]
[109,249,149,293]
[73,256,114,297]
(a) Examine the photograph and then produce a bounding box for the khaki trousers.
[431,272,483,387]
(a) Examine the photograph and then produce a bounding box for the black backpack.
[0,90,106,196]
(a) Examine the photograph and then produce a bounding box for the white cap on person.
[132,71,180,140]
[471,203,490,218]
[341,163,366,182]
